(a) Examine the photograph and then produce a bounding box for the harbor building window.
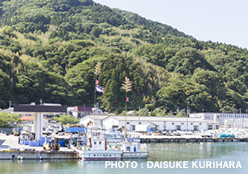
[181,123,184,125]
[191,123,193,125]
[199,123,202,125]
[208,125,212,130]
[127,122,130,124]
[172,123,174,125]
[176,125,181,130]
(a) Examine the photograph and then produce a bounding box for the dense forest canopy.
[0,0,248,115]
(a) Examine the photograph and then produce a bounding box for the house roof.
[20,116,34,121]
[74,106,92,112]
[14,105,67,113]
[80,115,109,121]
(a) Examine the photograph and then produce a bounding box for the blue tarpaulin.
[39,141,44,147]
[147,127,155,132]
[59,140,65,147]
[24,140,29,145]
[29,141,39,146]
[40,137,50,142]
[65,127,87,133]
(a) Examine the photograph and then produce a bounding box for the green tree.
[0,112,20,127]
[53,115,79,124]
[175,109,187,117]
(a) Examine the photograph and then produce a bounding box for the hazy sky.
[94,0,248,49]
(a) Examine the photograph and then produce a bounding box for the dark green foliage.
[0,0,248,115]
[24,33,40,41]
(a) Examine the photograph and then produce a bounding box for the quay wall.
[0,151,78,160]
[140,137,248,143]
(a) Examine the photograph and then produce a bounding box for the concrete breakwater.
[140,137,248,143]
[0,150,78,160]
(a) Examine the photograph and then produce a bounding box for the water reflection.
[148,142,248,161]
[1,142,248,173]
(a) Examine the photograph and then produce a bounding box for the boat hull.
[80,150,122,161]
[122,152,149,159]
[83,157,120,161]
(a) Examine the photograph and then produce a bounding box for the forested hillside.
[0,0,248,115]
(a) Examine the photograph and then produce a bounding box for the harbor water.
[1,142,248,174]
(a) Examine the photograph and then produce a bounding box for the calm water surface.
[1,142,248,174]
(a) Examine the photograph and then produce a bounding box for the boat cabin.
[87,130,106,150]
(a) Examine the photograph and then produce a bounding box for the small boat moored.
[121,142,149,159]
[79,129,122,161]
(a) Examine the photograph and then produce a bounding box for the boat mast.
[122,77,132,141]
[94,62,101,129]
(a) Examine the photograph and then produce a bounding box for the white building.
[190,112,248,128]
[80,115,219,131]
[20,116,49,132]
[80,115,109,128]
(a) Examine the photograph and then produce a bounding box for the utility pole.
[97,102,99,128]
[239,108,241,128]
[232,111,234,128]
[8,101,12,108]
[122,77,132,141]
[94,62,101,129]
[187,103,189,131]
[139,106,140,124]
[84,103,85,117]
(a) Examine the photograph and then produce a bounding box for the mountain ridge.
[0,0,247,116]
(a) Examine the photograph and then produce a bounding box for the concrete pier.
[0,133,78,160]
[0,150,78,160]
[140,135,248,143]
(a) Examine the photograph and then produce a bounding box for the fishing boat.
[104,131,141,145]
[121,141,149,159]
[79,129,122,161]
[104,132,124,145]
[70,132,87,147]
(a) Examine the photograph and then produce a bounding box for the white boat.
[70,132,87,147]
[104,132,124,143]
[121,142,149,159]
[79,129,122,161]
[104,132,141,144]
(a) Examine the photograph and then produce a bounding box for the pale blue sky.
[94,0,248,49]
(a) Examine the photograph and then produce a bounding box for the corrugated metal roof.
[14,105,67,113]
[82,115,109,120]
[110,116,209,122]
[81,115,219,124]
[74,106,92,112]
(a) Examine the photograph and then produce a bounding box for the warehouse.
[80,115,219,131]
